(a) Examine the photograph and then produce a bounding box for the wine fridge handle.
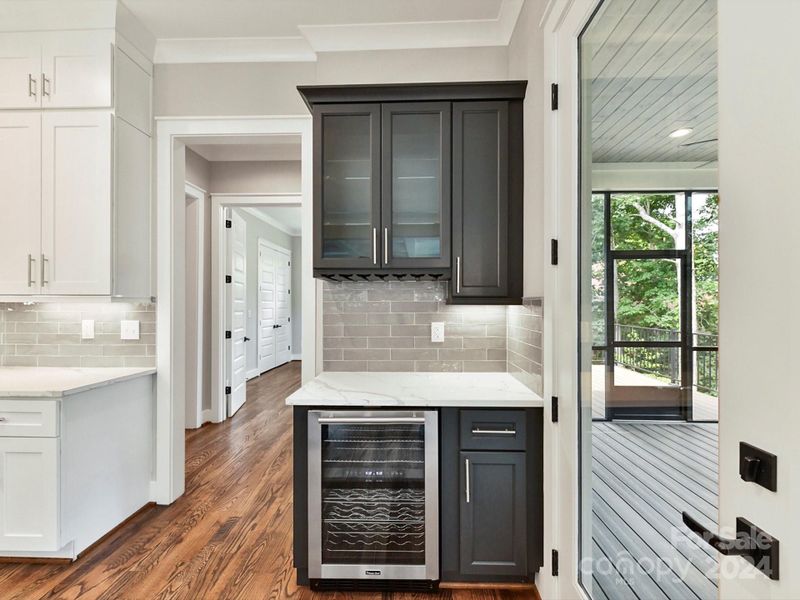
[317,416,425,424]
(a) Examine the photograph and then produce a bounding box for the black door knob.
[244,336,250,342]
[742,456,761,482]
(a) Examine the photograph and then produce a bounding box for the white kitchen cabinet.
[41,111,112,295]
[0,437,59,552]
[0,34,41,109]
[0,31,112,110]
[0,113,41,295]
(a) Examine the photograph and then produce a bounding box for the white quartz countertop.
[0,367,156,398]
[286,372,543,407]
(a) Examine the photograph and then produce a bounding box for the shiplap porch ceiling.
[585,0,717,164]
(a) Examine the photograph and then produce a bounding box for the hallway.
[0,362,533,599]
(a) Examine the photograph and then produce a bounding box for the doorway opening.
[577,1,720,599]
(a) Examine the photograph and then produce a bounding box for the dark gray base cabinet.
[441,408,543,583]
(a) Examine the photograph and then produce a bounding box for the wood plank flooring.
[0,362,533,600]
[590,422,719,600]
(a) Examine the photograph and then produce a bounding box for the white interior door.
[257,240,277,374]
[0,112,41,295]
[0,34,41,109]
[41,111,111,295]
[226,210,247,418]
[275,251,292,366]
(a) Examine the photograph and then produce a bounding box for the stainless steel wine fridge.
[308,410,439,585]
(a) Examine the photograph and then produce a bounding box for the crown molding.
[152,0,523,64]
[154,36,316,64]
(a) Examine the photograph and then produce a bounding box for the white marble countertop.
[286,372,543,407]
[0,367,156,398]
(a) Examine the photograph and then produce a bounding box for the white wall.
[210,161,301,194]
[507,0,547,298]
[153,46,510,117]
[591,162,718,191]
[717,1,800,597]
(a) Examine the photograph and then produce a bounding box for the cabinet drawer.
[0,400,59,437]
[459,409,526,451]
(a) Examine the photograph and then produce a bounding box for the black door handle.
[682,512,779,580]
[244,336,250,342]
[273,324,282,329]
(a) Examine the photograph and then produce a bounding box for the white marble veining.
[286,372,543,407]
[0,367,156,398]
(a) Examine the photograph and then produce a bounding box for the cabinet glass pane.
[320,422,426,566]
[391,113,442,259]
[322,114,374,260]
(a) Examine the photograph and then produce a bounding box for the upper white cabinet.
[0,113,41,295]
[41,112,112,295]
[0,31,112,110]
[0,29,153,299]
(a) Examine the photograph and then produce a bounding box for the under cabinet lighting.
[669,127,693,138]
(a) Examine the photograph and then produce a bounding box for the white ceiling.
[243,206,302,236]
[583,0,717,164]
[188,135,301,162]
[120,0,523,62]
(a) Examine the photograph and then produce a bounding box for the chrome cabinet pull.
[27,254,36,287]
[372,227,377,265]
[0,417,7,422]
[465,458,471,503]
[41,74,50,97]
[41,254,48,286]
[28,74,36,98]
[384,227,389,264]
[471,428,516,436]
[456,256,462,294]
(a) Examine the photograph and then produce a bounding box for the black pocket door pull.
[682,512,780,580]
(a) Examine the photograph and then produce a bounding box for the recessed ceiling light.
[669,128,693,138]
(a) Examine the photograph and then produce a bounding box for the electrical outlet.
[81,319,95,340]
[431,322,445,343]
[120,320,140,341]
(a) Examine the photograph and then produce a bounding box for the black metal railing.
[611,324,718,396]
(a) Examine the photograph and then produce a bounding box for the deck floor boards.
[590,422,719,600]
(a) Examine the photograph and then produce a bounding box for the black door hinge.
[225,275,232,284]
[552,396,559,423]
[552,549,559,576]
[551,83,559,111]
[288,289,291,294]
[551,239,559,266]
[225,330,231,339]
[225,386,231,395]
[225,219,232,228]
[288,317,291,322]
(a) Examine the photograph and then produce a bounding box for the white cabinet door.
[41,31,112,109]
[0,34,41,109]
[275,253,292,366]
[0,113,41,295]
[41,111,111,295]
[0,437,59,552]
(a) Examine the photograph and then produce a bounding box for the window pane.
[692,193,719,346]
[614,258,681,338]
[693,350,719,421]
[613,347,681,387]
[611,193,686,250]
[591,194,606,345]
[591,349,606,419]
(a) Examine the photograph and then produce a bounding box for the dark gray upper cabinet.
[451,101,524,304]
[300,82,526,304]
[381,102,451,269]
[313,104,381,270]
[460,450,527,577]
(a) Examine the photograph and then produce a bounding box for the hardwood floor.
[0,362,535,600]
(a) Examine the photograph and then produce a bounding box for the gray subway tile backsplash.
[322,281,544,391]
[0,302,156,368]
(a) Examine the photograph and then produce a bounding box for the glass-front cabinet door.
[381,103,451,269]
[314,104,381,269]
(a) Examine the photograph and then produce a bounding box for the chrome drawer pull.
[471,428,516,436]
[465,458,471,503]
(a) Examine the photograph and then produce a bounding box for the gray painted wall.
[209,160,301,194]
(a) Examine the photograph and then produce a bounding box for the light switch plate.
[120,320,140,341]
[81,319,95,340]
[431,322,445,343]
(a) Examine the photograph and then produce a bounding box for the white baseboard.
[201,409,214,424]
[291,354,302,361]
[246,368,261,380]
